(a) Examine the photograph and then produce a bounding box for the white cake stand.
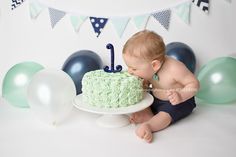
[73,93,154,128]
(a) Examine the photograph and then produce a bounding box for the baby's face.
[123,54,155,80]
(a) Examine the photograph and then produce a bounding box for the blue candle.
[104,43,122,73]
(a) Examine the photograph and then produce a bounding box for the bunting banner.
[11,0,25,10]
[89,17,108,37]
[132,14,150,30]
[110,17,130,37]
[29,1,45,19]
[10,0,231,38]
[173,1,191,24]
[48,8,66,28]
[70,15,87,32]
[192,0,209,13]
[152,9,171,30]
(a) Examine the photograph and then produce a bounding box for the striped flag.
[49,8,66,28]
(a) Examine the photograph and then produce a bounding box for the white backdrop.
[1,1,236,157]
[0,0,235,95]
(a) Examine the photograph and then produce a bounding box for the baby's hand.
[166,90,182,105]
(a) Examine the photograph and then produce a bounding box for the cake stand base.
[73,93,154,128]
[96,114,130,128]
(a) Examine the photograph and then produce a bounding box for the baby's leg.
[135,111,172,143]
[130,107,153,124]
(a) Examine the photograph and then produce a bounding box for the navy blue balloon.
[166,42,196,73]
[62,50,103,94]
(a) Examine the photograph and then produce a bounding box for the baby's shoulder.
[165,57,185,68]
[164,57,186,71]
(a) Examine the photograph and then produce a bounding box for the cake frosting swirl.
[82,70,143,108]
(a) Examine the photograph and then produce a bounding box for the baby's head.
[122,30,165,80]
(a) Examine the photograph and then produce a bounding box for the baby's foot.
[130,108,153,124]
[135,123,153,143]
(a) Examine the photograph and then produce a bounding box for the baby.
[122,30,200,143]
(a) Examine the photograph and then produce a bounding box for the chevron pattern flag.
[89,17,108,37]
[152,9,171,30]
[11,0,25,10]
[192,0,209,13]
[49,8,66,28]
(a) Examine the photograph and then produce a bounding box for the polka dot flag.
[89,17,108,37]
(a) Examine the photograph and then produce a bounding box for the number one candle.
[104,43,122,73]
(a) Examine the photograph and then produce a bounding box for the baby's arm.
[169,62,200,103]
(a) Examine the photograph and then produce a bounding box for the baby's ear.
[151,60,162,71]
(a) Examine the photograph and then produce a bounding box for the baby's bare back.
[150,57,194,100]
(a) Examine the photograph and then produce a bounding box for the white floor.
[0,97,236,157]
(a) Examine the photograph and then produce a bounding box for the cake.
[82,70,143,108]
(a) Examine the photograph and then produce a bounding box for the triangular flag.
[89,17,108,37]
[133,14,150,29]
[192,0,209,13]
[48,8,66,28]
[110,17,130,37]
[29,1,45,19]
[152,9,171,30]
[173,1,191,24]
[11,0,25,10]
[70,15,87,32]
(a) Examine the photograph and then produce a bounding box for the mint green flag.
[29,1,45,19]
[173,1,191,24]
[110,17,130,37]
[133,14,150,29]
[70,15,87,32]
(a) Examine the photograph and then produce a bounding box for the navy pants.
[150,93,196,123]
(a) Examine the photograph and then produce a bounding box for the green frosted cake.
[82,70,143,108]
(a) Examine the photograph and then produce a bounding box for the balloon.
[2,62,44,108]
[62,50,103,94]
[27,69,76,125]
[166,42,196,73]
[228,53,236,58]
[196,57,236,104]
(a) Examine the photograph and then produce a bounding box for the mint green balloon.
[196,57,236,104]
[2,62,44,108]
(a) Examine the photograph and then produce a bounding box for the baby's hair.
[123,30,165,62]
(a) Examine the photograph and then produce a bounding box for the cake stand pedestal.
[73,93,154,128]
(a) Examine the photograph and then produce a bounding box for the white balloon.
[27,69,76,125]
